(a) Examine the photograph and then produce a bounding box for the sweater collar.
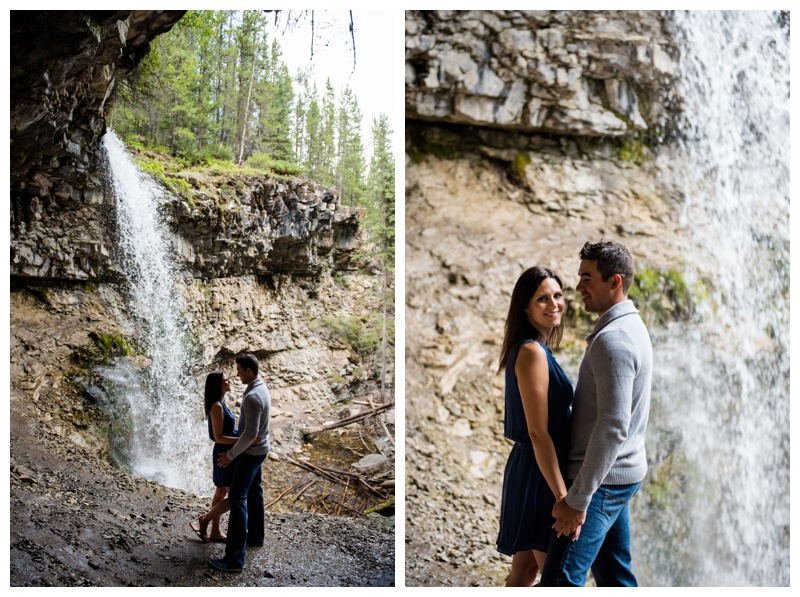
[586,299,639,343]
[245,377,264,393]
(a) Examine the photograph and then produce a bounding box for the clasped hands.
[217,434,263,468]
[551,497,586,541]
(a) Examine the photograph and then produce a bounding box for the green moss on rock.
[629,266,698,326]
[73,331,135,368]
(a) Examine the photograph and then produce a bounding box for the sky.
[267,9,402,156]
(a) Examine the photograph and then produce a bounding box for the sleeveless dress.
[208,401,238,488]
[496,339,573,555]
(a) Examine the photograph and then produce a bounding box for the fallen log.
[285,457,388,499]
[286,457,344,485]
[301,402,395,436]
[367,395,395,447]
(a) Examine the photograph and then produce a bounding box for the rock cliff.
[11,11,186,280]
[405,10,692,587]
[406,10,680,136]
[10,11,394,586]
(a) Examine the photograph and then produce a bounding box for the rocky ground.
[9,274,395,588]
[10,396,395,588]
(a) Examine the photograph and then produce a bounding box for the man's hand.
[217,451,232,468]
[552,497,586,540]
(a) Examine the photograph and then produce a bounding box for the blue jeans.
[224,453,267,568]
[540,481,642,587]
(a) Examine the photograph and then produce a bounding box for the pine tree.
[304,82,322,179]
[365,113,395,267]
[336,86,365,206]
[318,78,337,187]
[364,113,395,404]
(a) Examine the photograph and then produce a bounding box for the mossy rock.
[628,266,707,327]
[73,331,136,368]
[407,126,468,163]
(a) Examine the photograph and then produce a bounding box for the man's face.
[576,259,616,315]
[236,363,254,384]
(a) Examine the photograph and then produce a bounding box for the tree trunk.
[237,51,258,164]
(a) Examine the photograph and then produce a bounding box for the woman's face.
[221,374,231,397]
[525,277,565,332]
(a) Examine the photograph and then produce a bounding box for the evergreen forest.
[111,10,394,268]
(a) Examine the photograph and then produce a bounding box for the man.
[209,353,271,573]
[540,241,652,587]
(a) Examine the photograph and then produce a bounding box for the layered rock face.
[10,11,186,280]
[10,10,361,283]
[163,168,361,278]
[406,10,680,136]
[10,11,391,462]
[405,10,689,587]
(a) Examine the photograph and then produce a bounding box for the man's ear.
[612,273,622,290]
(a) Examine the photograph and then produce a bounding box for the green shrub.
[245,152,303,176]
[322,314,381,353]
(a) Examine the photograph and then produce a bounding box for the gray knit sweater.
[566,300,652,511]
[227,377,271,460]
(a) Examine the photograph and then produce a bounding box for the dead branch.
[317,465,365,479]
[337,478,350,516]
[323,495,364,517]
[290,479,317,506]
[286,457,345,485]
[349,10,356,75]
[367,394,395,446]
[301,402,395,436]
[356,476,388,499]
[265,484,297,510]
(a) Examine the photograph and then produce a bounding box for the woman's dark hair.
[204,370,224,417]
[498,266,564,373]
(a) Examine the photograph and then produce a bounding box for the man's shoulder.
[244,379,271,401]
[591,315,651,364]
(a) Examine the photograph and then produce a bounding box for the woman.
[496,266,574,586]
[190,370,251,543]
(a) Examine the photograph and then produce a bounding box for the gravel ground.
[9,407,395,587]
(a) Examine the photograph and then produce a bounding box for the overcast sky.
[271,9,401,155]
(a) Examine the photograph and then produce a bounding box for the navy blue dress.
[497,339,573,555]
[208,401,238,488]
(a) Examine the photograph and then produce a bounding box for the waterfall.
[102,131,210,496]
[633,11,789,586]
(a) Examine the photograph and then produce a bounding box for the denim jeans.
[540,481,642,587]
[224,453,267,568]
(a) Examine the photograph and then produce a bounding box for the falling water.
[632,12,789,586]
[102,131,210,495]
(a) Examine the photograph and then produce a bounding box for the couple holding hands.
[497,241,653,587]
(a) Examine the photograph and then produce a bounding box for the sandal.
[189,520,209,543]
[208,535,227,543]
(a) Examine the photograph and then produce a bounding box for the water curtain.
[633,11,789,586]
[103,131,209,495]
